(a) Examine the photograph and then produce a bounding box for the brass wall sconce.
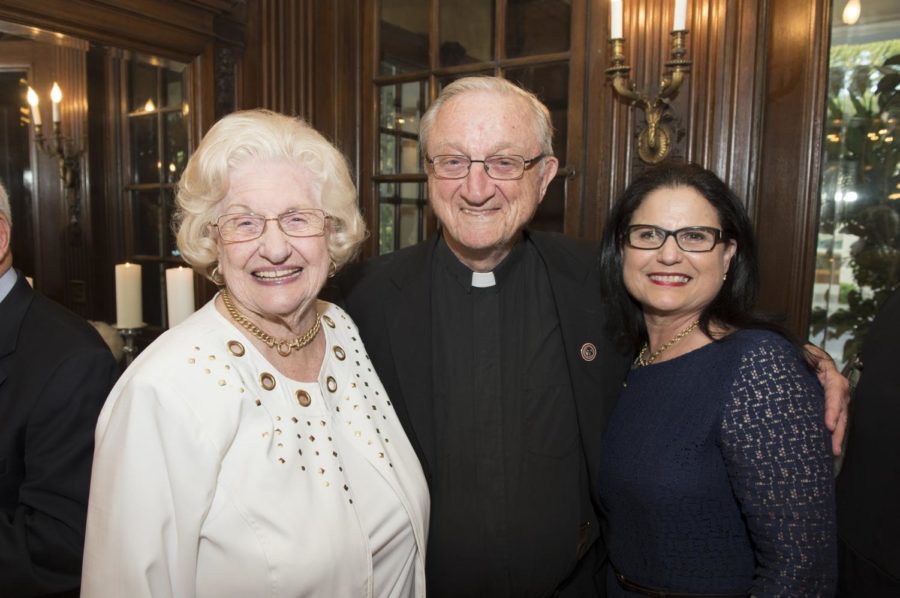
[607,0,692,164]
[26,83,84,226]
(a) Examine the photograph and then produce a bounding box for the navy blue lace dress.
[598,329,837,597]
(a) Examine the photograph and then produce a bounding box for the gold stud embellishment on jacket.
[296,390,312,407]
[322,315,335,328]
[260,372,276,391]
[333,346,346,360]
[227,340,245,357]
[326,376,337,393]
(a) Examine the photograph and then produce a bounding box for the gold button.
[296,390,312,407]
[259,372,276,391]
[322,315,335,328]
[326,376,337,393]
[333,346,346,360]
[227,340,245,356]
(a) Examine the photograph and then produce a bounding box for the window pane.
[130,113,160,184]
[164,189,179,257]
[530,175,564,233]
[505,63,570,164]
[808,7,900,369]
[379,81,427,174]
[162,65,186,108]
[139,260,164,328]
[440,0,494,66]
[378,182,428,253]
[132,190,163,256]
[163,111,189,184]
[129,61,157,112]
[506,0,571,58]
[380,0,429,74]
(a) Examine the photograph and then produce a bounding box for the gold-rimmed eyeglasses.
[211,209,328,243]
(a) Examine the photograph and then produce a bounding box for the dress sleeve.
[81,372,222,598]
[719,335,837,597]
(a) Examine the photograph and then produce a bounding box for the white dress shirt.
[82,299,429,598]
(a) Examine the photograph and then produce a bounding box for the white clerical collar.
[471,271,496,288]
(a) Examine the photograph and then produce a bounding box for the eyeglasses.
[624,225,724,252]
[426,154,545,180]
[212,209,328,243]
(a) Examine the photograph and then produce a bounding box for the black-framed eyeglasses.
[211,209,328,243]
[624,225,724,252]
[425,154,545,180]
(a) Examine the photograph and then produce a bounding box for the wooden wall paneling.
[562,0,588,239]
[55,43,92,316]
[754,0,830,336]
[359,0,379,257]
[684,0,766,205]
[0,0,233,62]
[584,0,631,241]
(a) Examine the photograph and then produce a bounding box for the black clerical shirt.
[428,236,592,597]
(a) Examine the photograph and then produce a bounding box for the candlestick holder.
[115,324,146,367]
[33,121,83,226]
[607,30,691,164]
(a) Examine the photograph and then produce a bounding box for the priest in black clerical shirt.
[330,77,631,597]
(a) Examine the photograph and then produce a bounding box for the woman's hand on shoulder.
[804,343,850,456]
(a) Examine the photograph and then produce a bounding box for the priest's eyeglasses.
[624,225,724,252]
[212,209,328,243]
[426,154,545,180]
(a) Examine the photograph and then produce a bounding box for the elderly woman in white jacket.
[82,110,429,598]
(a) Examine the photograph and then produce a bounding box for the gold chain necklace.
[221,288,320,357]
[636,320,700,367]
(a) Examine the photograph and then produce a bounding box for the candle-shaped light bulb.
[26,87,42,126]
[674,0,688,31]
[610,0,623,39]
[144,99,156,112]
[50,82,62,123]
[842,0,861,25]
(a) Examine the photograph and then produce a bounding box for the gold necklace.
[636,320,700,367]
[221,288,320,357]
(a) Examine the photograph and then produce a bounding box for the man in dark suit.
[836,287,900,595]
[331,77,849,597]
[0,182,119,597]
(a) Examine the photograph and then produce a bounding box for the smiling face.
[622,185,737,326]
[215,159,330,329]
[425,90,558,271]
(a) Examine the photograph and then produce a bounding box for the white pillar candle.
[674,0,688,31]
[50,82,62,124]
[610,0,624,38]
[166,266,196,328]
[115,263,143,328]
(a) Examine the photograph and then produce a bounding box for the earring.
[210,264,225,286]
[723,272,728,281]
[327,261,337,279]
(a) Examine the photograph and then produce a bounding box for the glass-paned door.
[809,0,900,368]
[372,0,579,255]
[123,54,191,329]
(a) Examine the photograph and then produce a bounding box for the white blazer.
[82,299,429,598]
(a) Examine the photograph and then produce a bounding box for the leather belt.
[614,569,746,598]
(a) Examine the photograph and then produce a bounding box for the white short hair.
[0,181,10,226]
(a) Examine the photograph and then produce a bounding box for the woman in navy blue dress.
[597,162,836,597]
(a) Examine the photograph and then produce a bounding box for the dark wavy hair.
[598,161,770,353]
